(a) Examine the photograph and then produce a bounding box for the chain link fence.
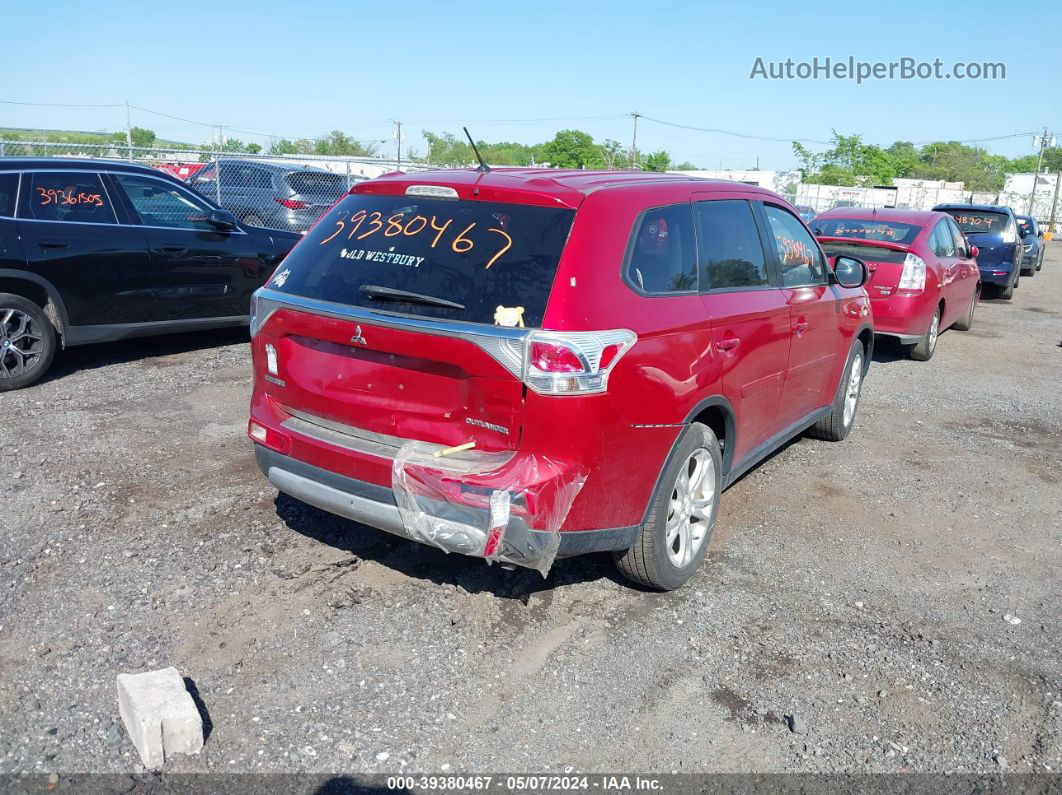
[0,140,433,231]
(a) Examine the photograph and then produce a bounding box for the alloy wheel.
[927,311,940,353]
[665,449,716,568]
[0,308,46,379]
[842,351,864,428]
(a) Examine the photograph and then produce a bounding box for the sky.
[2,0,1060,170]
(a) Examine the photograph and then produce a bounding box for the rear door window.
[625,203,698,294]
[931,221,955,256]
[763,204,826,287]
[112,173,216,230]
[947,218,968,255]
[19,172,117,224]
[270,193,575,327]
[0,173,18,217]
[695,200,769,289]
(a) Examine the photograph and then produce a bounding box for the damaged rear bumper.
[254,446,639,572]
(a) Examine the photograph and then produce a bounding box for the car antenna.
[463,127,490,173]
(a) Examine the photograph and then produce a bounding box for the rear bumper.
[254,444,639,558]
[978,267,1014,286]
[869,293,934,341]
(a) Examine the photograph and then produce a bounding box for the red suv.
[248,170,872,590]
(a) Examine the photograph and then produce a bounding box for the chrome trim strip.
[280,409,408,460]
[251,287,531,344]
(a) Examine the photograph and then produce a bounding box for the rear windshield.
[813,218,921,244]
[941,210,1007,234]
[286,171,346,197]
[270,193,575,327]
[819,241,909,264]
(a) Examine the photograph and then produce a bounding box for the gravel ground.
[2,245,1060,777]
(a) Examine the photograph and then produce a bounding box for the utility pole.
[1027,127,1055,216]
[125,101,133,160]
[1048,170,1061,235]
[628,112,640,170]
[394,120,403,171]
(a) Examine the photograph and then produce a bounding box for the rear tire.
[951,287,978,332]
[909,306,941,361]
[614,423,721,591]
[998,279,1015,300]
[807,340,864,442]
[0,294,57,392]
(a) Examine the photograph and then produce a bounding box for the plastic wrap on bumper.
[392,442,586,576]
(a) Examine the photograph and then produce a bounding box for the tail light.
[898,252,926,292]
[248,292,258,332]
[479,330,636,396]
[1000,226,1016,244]
[276,198,309,209]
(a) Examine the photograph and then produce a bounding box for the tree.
[600,139,628,169]
[793,131,899,186]
[538,129,604,169]
[313,130,376,157]
[423,131,473,166]
[268,139,298,155]
[911,141,1006,191]
[246,143,262,154]
[673,161,698,170]
[643,150,671,172]
[111,126,156,148]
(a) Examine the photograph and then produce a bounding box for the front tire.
[0,294,57,392]
[910,306,941,361]
[807,340,864,442]
[615,423,721,591]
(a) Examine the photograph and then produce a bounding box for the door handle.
[161,245,188,254]
[716,337,740,352]
[38,240,70,249]
[792,319,809,334]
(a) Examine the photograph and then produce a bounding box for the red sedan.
[813,208,980,361]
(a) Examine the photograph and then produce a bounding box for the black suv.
[0,158,302,390]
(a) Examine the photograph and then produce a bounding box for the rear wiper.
[359,284,465,311]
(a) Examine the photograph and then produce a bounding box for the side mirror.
[206,208,238,231]
[1019,226,1030,238]
[832,255,868,288]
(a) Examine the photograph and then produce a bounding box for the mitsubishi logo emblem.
[350,325,367,345]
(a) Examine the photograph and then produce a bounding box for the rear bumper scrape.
[391,441,586,577]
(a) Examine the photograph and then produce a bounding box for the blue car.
[933,204,1022,299]
[1016,215,1045,274]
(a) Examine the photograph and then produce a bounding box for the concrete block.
[116,667,203,768]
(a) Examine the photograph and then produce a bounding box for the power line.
[0,99,123,109]
[639,114,832,145]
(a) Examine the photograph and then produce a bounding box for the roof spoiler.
[816,236,913,253]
